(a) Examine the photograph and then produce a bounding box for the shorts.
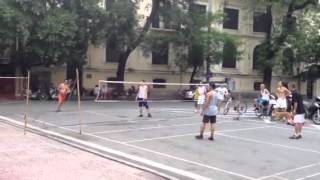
[203,115,216,124]
[293,114,305,124]
[138,98,149,109]
[274,98,287,109]
[58,94,66,104]
[197,95,205,105]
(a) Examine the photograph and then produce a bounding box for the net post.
[76,68,82,135]
[24,71,30,135]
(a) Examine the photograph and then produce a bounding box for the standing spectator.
[289,83,305,139]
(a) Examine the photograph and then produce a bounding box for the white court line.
[0,115,256,180]
[91,120,235,135]
[295,172,320,180]
[124,126,271,143]
[15,114,82,132]
[219,134,320,155]
[0,101,24,105]
[0,115,207,180]
[91,123,200,135]
[257,162,320,180]
[312,125,320,131]
[271,126,320,135]
[274,176,289,180]
[86,110,199,123]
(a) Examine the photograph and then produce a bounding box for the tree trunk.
[189,64,198,83]
[262,4,273,90]
[263,67,272,89]
[116,51,131,81]
[113,0,160,81]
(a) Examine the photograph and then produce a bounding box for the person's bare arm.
[275,88,280,97]
[293,102,298,115]
[284,87,291,96]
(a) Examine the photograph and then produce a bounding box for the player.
[289,83,305,139]
[272,81,291,120]
[196,82,207,112]
[193,86,200,112]
[195,82,219,141]
[56,80,70,112]
[136,80,151,118]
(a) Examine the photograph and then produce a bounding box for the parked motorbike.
[49,86,58,100]
[305,96,320,125]
[30,89,49,101]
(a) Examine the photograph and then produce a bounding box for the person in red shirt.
[56,80,70,112]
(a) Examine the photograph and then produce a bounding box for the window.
[222,40,237,68]
[152,43,169,65]
[253,12,270,33]
[192,4,207,16]
[153,79,166,88]
[106,38,119,63]
[252,45,262,70]
[223,8,239,30]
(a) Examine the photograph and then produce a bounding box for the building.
[27,0,320,97]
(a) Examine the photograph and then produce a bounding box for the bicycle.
[223,93,247,115]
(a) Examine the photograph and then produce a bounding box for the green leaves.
[0,0,108,68]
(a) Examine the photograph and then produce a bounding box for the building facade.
[33,0,318,96]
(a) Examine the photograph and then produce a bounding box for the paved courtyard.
[1,100,320,180]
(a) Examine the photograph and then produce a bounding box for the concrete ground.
[0,120,163,180]
[1,100,320,180]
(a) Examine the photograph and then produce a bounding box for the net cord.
[98,80,209,86]
[0,76,28,79]
[94,80,208,103]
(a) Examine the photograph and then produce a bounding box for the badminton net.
[95,80,208,102]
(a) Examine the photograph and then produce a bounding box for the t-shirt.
[198,86,206,96]
[261,89,270,100]
[138,85,148,99]
[291,90,305,114]
[204,92,219,116]
[194,89,200,100]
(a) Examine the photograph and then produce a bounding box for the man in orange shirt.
[56,80,70,112]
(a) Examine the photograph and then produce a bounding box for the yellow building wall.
[47,0,299,94]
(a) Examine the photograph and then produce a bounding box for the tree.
[288,6,320,80]
[0,0,107,81]
[252,0,318,89]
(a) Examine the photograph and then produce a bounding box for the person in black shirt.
[289,83,305,139]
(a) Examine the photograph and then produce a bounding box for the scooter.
[305,96,320,125]
[30,89,49,101]
[49,86,58,100]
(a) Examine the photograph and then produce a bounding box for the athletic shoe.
[208,137,214,141]
[195,135,203,140]
[148,113,152,118]
[289,135,301,139]
[138,114,143,117]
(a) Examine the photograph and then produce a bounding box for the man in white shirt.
[136,80,152,118]
[196,82,207,112]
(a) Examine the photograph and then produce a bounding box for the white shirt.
[138,85,148,99]
[198,86,206,96]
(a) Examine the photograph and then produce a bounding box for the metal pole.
[76,68,82,135]
[24,71,30,135]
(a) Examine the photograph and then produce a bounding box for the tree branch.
[294,0,317,10]
[130,0,160,51]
